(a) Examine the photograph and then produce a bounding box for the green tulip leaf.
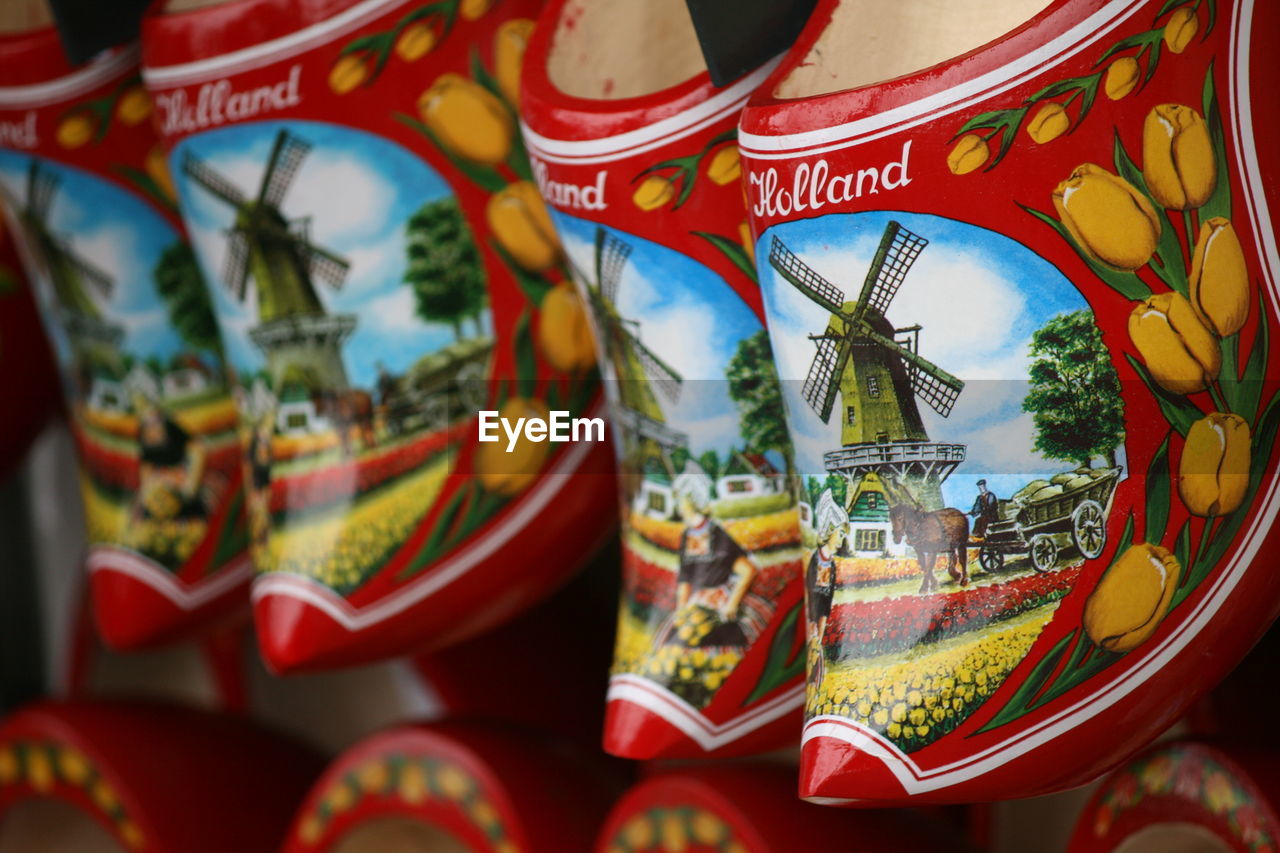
[693,231,757,282]
[977,630,1075,732]
[1145,432,1172,544]
[1125,354,1205,436]
[1022,204,1152,300]
[1200,62,1233,222]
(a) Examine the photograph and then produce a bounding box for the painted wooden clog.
[0,5,252,650]
[0,213,58,479]
[0,699,322,853]
[594,765,969,853]
[739,0,1280,802]
[1068,739,1280,853]
[281,720,624,852]
[139,0,616,672]
[520,0,806,760]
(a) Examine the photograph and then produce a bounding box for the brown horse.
[889,504,971,593]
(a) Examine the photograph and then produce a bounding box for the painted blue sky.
[757,210,1121,508]
[0,151,193,369]
[553,210,764,460]
[172,119,479,389]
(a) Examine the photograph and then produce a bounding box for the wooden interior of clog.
[161,0,241,11]
[0,0,52,35]
[0,799,124,853]
[546,0,707,100]
[775,0,1054,98]
[329,817,471,853]
[1111,823,1234,853]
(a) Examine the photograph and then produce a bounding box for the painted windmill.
[769,221,966,509]
[571,226,687,464]
[16,160,120,347]
[182,129,356,392]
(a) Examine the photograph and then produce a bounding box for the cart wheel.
[1029,534,1058,573]
[422,395,449,432]
[979,546,1003,573]
[1072,499,1106,559]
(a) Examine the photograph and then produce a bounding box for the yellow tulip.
[486,180,560,272]
[56,748,90,785]
[621,815,654,848]
[26,747,53,792]
[328,54,369,94]
[1054,163,1161,271]
[323,781,355,813]
[116,86,152,125]
[146,146,176,201]
[1128,292,1220,394]
[459,0,493,20]
[1026,102,1070,144]
[297,813,323,845]
[1189,217,1250,336]
[538,283,595,373]
[395,22,437,62]
[56,114,94,149]
[739,221,755,264]
[1143,104,1216,210]
[119,820,145,850]
[946,133,988,175]
[705,145,742,185]
[633,174,676,210]
[1163,7,1199,54]
[661,812,688,852]
[355,760,389,793]
[418,73,513,166]
[690,810,727,843]
[495,19,535,107]
[398,762,428,804]
[1179,412,1250,516]
[1105,57,1141,100]
[1084,542,1181,652]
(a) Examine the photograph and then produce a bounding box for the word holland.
[531,158,607,211]
[0,112,37,149]
[154,64,302,135]
[478,410,605,452]
[748,141,913,218]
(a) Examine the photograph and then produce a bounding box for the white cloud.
[282,149,396,246]
[362,287,421,334]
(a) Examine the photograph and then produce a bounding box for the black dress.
[247,431,273,491]
[806,548,835,625]
[676,520,750,647]
[138,415,204,519]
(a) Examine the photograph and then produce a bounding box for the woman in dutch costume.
[807,490,848,690]
[647,464,768,707]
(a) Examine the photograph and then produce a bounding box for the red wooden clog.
[740,0,1280,803]
[1068,740,1280,853]
[281,720,623,852]
[0,699,322,853]
[140,0,615,672]
[0,9,251,650]
[594,765,969,853]
[520,0,806,760]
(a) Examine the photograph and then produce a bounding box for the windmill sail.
[802,334,842,421]
[861,327,963,417]
[260,131,311,208]
[182,151,248,207]
[596,228,631,303]
[223,231,251,301]
[59,239,114,299]
[628,330,683,403]
[769,236,847,316]
[854,221,928,320]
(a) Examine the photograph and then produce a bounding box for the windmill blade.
[626,330,683,403]
[802,334,842,422]
[853,221,928,321]
[222,230,251,301]
[768,236,848,317]
[863,327,964,417]
[595,227,632,304]
[259,130,311,208]
[303,242,350,289]
[183,151,248,208]
[57,238,114,299]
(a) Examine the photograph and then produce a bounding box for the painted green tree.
[153,242,222,356]
[726,330,793,476]
[403,197,487,340]
[697,449,722,480]
[1022,309,1125,467]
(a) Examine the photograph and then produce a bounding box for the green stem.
[1186,514,1215,587]
[1183,209,1198,258]
[1208,382,1229,413]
